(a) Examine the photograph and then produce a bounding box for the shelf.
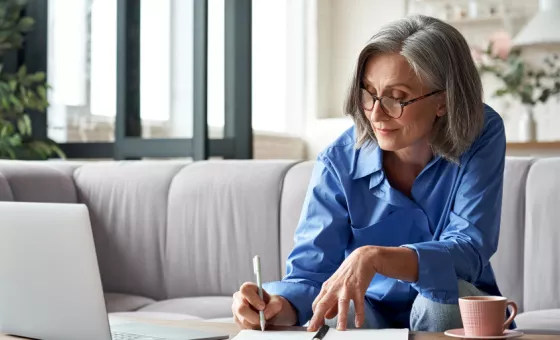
[446,14,528,26]
[506,141,560,150]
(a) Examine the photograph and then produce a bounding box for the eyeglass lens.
[360,89,402,118]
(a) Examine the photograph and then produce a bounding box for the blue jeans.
[324,280,486,332]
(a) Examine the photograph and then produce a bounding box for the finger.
[324,303,338,320]
[234,314,258,330]
[240,317,260,330]
[233,291,243,306]
[262,288,272,304]
[240,282,265,311]
[234,314,242,328]
[308,294,334,332]
[312,287,328,313]
[264,297,283,320]
[307,315,325,332]
[232,294,243,316]
[337,297,350,331]
[237,302,261,325]
[353,296,366,328]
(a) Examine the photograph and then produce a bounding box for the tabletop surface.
[0,316,558,339]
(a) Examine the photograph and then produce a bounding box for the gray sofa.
[0,157,558,332]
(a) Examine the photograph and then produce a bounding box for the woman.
[232,15,506,332]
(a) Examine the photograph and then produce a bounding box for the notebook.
[233,328,409,340]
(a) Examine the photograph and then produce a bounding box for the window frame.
[25,0,252,160]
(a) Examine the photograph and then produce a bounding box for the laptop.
[0,201,229,340]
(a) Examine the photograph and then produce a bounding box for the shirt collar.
[351,142,443,181]
[351,142,383,180]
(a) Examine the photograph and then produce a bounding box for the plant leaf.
[9,94,22,111]
[17,17,34,32]
[8,79,16,90]
[27,71,45,83]
[0,120,13,138]
[17,119,25,135]
[9,133,22,147]
[28,141,51,159]
[16,115,31,136]
[494,88,513,97]
[3,144,15,159]
[37,85,46,100]
[1,95,9,109]
[0,125,9,138]
[17,64,26,78]
[23,114,31,134]
[51,144,66,159]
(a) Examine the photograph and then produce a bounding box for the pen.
[312,325,330,340]
[253,255,266,331]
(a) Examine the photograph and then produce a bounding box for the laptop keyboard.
[112,331,167,340]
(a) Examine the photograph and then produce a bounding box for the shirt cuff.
[401,242,460,304]
[262,280,321,326]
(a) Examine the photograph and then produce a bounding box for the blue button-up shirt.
[264,105,506,327]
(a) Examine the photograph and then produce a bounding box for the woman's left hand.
[308,246,378,332]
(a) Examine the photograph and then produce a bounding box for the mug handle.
[503,301,518,330]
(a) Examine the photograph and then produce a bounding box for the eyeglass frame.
[360,88,445,119]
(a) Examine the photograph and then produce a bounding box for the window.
[47,0,304,144]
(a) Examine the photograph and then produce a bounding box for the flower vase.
[518,105,537,142]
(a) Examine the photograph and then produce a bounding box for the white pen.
[253,255,266,331]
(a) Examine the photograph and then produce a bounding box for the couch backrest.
[163,161,295,299]
[491,158,533,312]
[73,162,186,300]
[0,162,77,203]
[280,161,314,276]
[523,158,560,312]
[0,160,296,301]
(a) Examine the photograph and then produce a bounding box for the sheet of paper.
[233,328,409,340]
[233,330,310,340]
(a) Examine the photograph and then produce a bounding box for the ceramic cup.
[458,296,517,337]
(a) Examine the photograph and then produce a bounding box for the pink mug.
[458,296,517,337]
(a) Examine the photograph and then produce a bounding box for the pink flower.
[489,31,512,60]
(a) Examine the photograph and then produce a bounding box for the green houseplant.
[0,0,64,159]
[473,31,560,141]
[476,46,560,107]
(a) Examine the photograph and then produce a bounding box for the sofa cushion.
[490,157,533,312]
[138,296,233,320]
[0,161,77,203]
[165,160,297,299]
[34,160,83,177]
[524,158,560,312]
[279,161,314,277]
[0,171,13,201]
[104,292,156,313]
[74,162,187,300]
[515,309,560,332]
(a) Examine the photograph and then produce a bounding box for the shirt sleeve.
[263,153,351,326]
[402,112,506,304]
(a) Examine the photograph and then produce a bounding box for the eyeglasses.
[360,89,445,119]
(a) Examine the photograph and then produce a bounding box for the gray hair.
[345,15,484,162]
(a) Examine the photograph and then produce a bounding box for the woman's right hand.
[232,282,298,329]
